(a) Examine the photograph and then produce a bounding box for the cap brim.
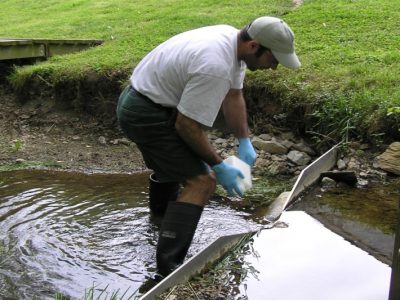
[272,50,301,69]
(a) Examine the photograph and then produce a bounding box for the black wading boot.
[137,175,180,296]
[156,201,203,277]
[136,272,164,296]
[148,173,180,217]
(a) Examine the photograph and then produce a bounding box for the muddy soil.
[0,86,146,173]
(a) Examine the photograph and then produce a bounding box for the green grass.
[244,0,400,145]
[1,0,399,144]
[159,231,257,299]
[282,0,400,144]
[2,0,293,81]
[55,283,136,300]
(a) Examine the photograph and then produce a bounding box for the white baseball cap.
[247,16,301,69]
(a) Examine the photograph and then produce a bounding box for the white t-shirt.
[130,25,246,127]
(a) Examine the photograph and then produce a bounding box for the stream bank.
[0,80,396,185]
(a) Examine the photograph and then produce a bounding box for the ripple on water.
[0,170,259,299]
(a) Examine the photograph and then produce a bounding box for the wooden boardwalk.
[0,38,103,61]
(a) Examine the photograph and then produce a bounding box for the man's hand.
[238,138,257,166]
[211,161,244,197]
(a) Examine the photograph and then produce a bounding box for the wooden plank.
[0,38,102,45]
[0,38,103,61]
[46,43,99,56]
[0,43,45,60]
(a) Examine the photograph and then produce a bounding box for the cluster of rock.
[208,130,400,183]
[208,129,316,177]
[100,129,400,182]
[319,141,400,189]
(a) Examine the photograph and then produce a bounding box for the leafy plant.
[159,232,257,299]
[55,284,135,300]
[13,139,23,152]
[387,107,400,116]
[386,106,400,135]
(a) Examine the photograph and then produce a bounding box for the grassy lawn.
[1,0,399,145]
[1,0,293,76]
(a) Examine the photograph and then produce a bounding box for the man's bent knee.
[195,173,217,196]
[178,173,216,206]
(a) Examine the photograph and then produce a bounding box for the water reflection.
[0,170,259,299]
[238,211,391,300]
[292,179,400,264]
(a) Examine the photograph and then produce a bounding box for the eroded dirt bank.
[0,74,393,182]
[1,69,309,175]
[0,85,146,173]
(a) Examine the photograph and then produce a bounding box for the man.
[117,16,300,278]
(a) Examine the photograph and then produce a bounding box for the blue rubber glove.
[238,138,257,167]
[211,161,244,197]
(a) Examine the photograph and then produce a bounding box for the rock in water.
[320,171,358,185]
[374,142,400,175]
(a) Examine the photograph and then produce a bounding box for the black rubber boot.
[149,173,180,216]
[156,201,203,277]
[137,273,164,295]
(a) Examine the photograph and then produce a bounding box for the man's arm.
[175,112,222,166]
[222,88,249,138]
[222,88,257,166]
[175,111,245,196]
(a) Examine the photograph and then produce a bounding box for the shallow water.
[0,170,399,299]
[0,170,260,299]
[173,177,400,299]
[237,211,391,300]
[291,178,400,264]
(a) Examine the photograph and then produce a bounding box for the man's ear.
[237,38,259,59]
[247,40,259,53]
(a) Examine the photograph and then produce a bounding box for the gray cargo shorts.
[116,85,209,183]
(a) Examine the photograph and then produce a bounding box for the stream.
[0,170,398,299]
[292,177,400,264]
[0,170,261,299]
